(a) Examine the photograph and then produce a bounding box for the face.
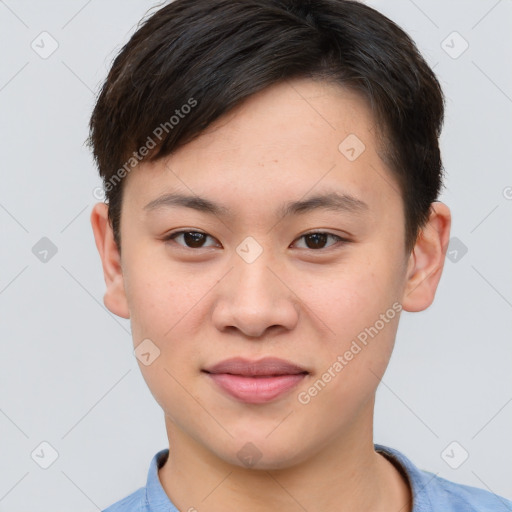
[92,78,448,470]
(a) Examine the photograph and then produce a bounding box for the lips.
[203,357,308,377]
[202,357,309,404]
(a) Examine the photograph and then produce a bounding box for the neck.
[157,405,412,512]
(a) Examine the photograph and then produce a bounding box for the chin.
[213,436,313,471]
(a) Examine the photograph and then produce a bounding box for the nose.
[211,253,300,339]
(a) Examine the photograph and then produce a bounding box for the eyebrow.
[143,190,369,219]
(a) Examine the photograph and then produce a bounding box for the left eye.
[293,232,345,250]
[163,230,347,250]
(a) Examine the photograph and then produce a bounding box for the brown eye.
[164,231,219,249]
[293,232,347,250]
[163,230,348,251]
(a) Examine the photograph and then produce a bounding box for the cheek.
[125,261,208,344]
[302,255,402,364]
[301,264,391,328]
[127,269,208,404]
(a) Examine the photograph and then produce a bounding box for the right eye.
[163,230,221,249]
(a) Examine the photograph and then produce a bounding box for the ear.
[90,202,130,319]
[401,201,451,312]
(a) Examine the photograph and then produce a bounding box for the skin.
[91,78,451,512]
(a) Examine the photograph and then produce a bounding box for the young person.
[88,1,512,510]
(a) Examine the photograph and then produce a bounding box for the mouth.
[202,357,309,404]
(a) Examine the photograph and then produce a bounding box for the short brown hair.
[87,0,445,255]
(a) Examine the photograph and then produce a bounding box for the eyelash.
[162,230,350,251]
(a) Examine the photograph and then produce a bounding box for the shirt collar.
[375,443,434,511]
[145,448,178,511]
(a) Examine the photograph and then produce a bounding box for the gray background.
[1,0,511,510]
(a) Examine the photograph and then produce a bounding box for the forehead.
[175,78,377,166]
[123,78,401,223]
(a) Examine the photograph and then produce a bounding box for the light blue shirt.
[103,444,512,511]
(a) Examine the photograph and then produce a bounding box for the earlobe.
[90,203,130,319]
[401,202,451,313]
